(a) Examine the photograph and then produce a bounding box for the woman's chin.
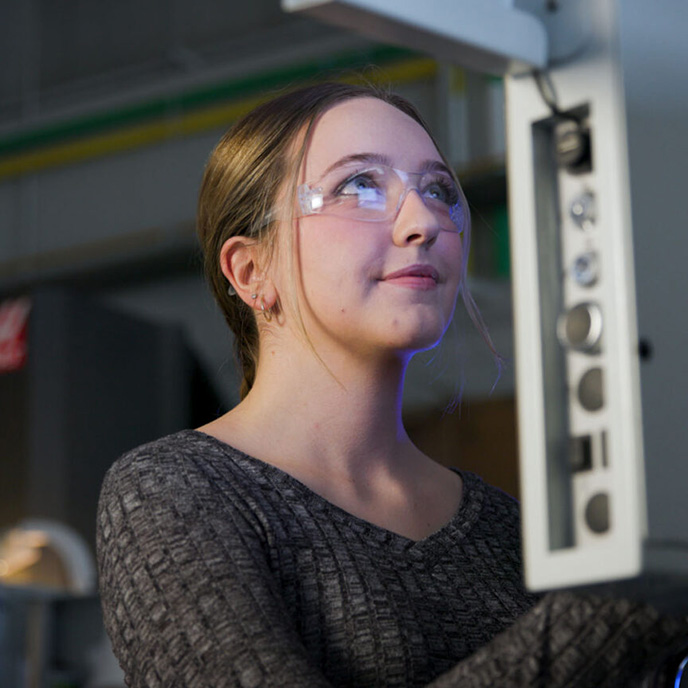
[384,325,448,357]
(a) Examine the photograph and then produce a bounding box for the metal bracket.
[282,0,549,75]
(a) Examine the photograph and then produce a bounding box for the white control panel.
[506,1,688,605]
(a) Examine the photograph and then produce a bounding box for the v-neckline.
[187,429,486,562]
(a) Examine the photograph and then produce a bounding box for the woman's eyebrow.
[422,159,454,176]
[322,152,391,177]
[321,154,453,178]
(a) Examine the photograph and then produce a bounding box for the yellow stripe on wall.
[0,59,437,181]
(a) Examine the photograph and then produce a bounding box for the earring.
[227,284,237,297]
[260,297,273,322]
[251,293,258,300]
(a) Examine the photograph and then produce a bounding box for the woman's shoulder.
[458,469,520,513]
[109,428,233,467]
[104,429,219,485]
[457,469,523,540]
[99,429,269,513]
[97,430,280,558]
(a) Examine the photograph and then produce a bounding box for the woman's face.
[275,97,464,362]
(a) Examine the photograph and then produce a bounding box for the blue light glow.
[674,655,688,688]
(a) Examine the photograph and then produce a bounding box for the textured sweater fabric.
[97,430,688,687]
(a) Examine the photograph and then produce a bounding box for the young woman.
[97,82,687,687]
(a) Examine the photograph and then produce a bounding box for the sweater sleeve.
[96,445,334,688]
[430,590,688,688]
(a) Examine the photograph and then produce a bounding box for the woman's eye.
[338,174,379,196]
[423,179,459,206]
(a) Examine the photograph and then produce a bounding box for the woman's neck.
[197,339,463,542]
[258,349,409,464]
[202,339,418,481]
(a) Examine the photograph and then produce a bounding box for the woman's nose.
[392,189,442,247]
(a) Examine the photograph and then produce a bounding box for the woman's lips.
[381,265,440,290]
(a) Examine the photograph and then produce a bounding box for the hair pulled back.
[197,81,480,400]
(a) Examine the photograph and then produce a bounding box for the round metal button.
[584,492,610,534]
[558,303,603,352]
[578,367,604,411]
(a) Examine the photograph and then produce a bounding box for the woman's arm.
[430,590,688,688]
[97,445,334,688]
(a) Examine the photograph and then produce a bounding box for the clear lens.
[298,163,464,233]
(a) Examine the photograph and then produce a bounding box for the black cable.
[532,69,580,123]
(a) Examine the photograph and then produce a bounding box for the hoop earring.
[260,298,273,322]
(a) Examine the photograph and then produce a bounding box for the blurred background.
[0,1,519,685]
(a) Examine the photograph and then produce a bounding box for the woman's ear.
[220,236,271,309]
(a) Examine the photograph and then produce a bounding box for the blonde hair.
[197,81,495,399]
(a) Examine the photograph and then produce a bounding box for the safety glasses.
[297,162,465,233]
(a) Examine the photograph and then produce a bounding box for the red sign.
[0,297,31,373]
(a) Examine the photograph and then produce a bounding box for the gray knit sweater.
[97,430,687,687]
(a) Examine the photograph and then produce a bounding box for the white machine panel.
[282,0,547,74]
[506,1,688,607]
